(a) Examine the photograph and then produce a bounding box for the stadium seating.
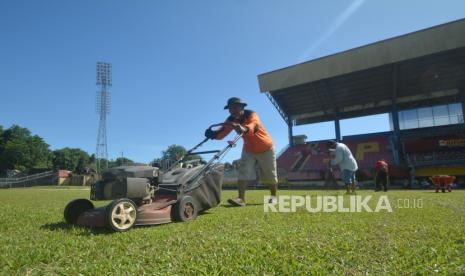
[277,133,393,181]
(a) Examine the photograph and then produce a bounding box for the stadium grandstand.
[258,18,465,187]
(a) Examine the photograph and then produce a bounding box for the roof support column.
[334,116,341,142]
[391,106,400,137]
[288,119,294,147]
[327,80,341,141]
[391,64,401,165]
[461,88,465,125]
[391,108,401,165]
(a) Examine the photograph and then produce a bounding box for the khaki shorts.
[238,147,278,185]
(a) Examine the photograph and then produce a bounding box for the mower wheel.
[172,195,198,222]
[64,199,94,225]
[106,198,137,232]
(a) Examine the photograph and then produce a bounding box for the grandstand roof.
[258,18,465,125]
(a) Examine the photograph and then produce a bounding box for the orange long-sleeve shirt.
[216,110,273,154]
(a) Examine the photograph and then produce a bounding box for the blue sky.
[1,0,465,163]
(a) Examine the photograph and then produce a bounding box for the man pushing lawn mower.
[205,97,278,206]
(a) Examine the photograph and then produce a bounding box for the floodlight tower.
[96,62,112,173]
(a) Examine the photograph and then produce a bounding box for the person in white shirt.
[327,140,358,194]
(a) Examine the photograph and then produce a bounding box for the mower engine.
[91,166,159,201]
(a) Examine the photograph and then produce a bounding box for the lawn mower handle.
[208,123,224,130]
[182,131,244,193]
[165,123,225,172]
[189,123,225,151]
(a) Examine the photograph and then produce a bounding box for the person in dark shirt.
[374,159,389,192]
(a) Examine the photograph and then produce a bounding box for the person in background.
[374,159,389,192]
[327,140,358,194]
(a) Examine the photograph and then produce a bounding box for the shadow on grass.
[198,210,213,215]
[419,191,453,193]
[40,221,113,235]
[41,215,213,233]
[221,203,263,208]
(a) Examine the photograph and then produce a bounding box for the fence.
[0,171,55,188]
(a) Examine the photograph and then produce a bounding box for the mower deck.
[75,195,177,229]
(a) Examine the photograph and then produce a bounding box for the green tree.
[108,157,134,168]
[1,139,30,171]
[162,145,187,163]
[52,148,90,174]
[0,125,4,149]
[0,125,51,173]
[2,125,31,142]
[29,135,51,169]
[153,144,203,168]
[161,144,202,163]
[87,154,97,170]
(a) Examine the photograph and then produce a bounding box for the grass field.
[1,187,464,275]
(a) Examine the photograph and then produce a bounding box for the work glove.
[204,129,218,140]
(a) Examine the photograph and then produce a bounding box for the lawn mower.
[64,123,241,232]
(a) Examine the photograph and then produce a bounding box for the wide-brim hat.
[224,97,247,109]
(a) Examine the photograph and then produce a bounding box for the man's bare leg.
[227,180,248,207]
[270,183,277,197]
[238,180,247,200]
[265,182,278,204]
